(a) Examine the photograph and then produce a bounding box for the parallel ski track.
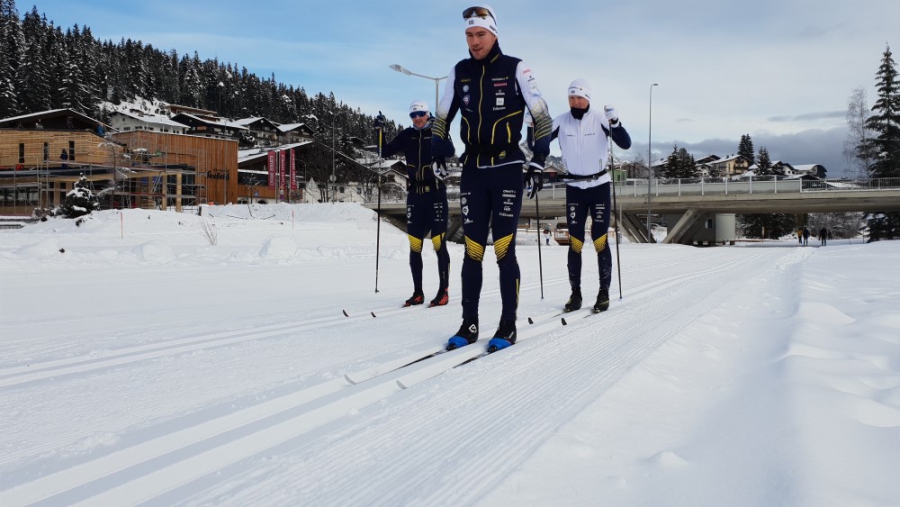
[0,250,755,506]
[192,251,778,507]
[0,249,728,390]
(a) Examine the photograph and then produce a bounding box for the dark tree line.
[0,1,400,149]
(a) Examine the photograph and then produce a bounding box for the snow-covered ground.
[1,204,898,506]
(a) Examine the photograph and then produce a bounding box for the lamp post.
[389,64,448,113]
[330,113,337,203]
[647,83,658,243]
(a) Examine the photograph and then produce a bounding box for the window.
[19,143,25,163]
[43,142,49,161]
[69,141,75,161]
[124,127,131,131]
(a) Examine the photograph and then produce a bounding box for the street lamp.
[330,113,337,203]
[647,83,659,243]
[389,64,448,114]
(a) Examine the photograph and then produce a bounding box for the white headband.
[464,10,498,36]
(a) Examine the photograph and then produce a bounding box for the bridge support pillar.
[664,209,715,245]
[615,212,652,243]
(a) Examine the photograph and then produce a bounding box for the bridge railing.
[597,176,900,198]
[362,177,900,204]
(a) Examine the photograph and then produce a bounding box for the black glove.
[524,153,545,199]
[373,111,386,130]
[432,155,448,180]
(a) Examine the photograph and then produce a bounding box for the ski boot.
[593,288,610,313]
[429,288,449,307]
[564,287,582,312]
[447,317,479,350]
[487,319,517,352]
[404,291,425,307]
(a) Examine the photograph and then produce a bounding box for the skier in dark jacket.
[819,227,828,246]
[802,226,810,246]
[379,100,450,308]
[432,5,553,352]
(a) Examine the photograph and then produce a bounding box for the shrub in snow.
[58,174,100,219]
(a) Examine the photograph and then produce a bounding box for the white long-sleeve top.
[552,107,618,189]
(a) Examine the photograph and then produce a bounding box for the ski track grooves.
[224,251,774,506]
[0,249,752,506]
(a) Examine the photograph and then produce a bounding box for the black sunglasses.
[409,111,428,119]
[462,6,495,22]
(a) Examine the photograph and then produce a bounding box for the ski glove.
[604,106,619,126]
[525,153,546,199]
[433,155,449,181]
[373,111,386,130]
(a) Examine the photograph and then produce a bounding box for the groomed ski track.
[0,247,799,506]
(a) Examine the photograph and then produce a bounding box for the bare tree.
[843,87,875,177]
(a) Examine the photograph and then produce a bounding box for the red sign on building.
[290,148,297,189]
[267,151,276,189]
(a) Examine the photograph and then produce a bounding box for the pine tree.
[738,134,755,165]
[0,0,23,117]
[756,147,773,175]
[18,7,51,113]
[58,174,99,218]
[866,45,900,178]
[864,44,900,241]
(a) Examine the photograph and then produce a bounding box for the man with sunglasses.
[432,5,553,352]
[378,100,451,308]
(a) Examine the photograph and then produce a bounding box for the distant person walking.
[803,226,810,246]
[820,227,828,246]
[544,229,551,246]
[797,228,803,245]
[60,149,69,170]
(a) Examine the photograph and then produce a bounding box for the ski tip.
[561,317,568,326]
[371,312,377,318]
[342,310,349,317]
[396,379,408,390]
[527,317,534,325]
[344,374,358,385]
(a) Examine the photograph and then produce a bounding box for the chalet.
[708,154,752,178]
[792,164,827,178]
[108,110,188,135]
[276,123,315,145]
[234,117,280,145]
[170,113,248,140]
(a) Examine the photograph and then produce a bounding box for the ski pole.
[607,124,623,300]
[535,183,544,300]
[374,113,385,293]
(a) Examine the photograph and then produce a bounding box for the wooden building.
[111,130,239,207]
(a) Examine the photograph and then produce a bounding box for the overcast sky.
[35,0,899,177]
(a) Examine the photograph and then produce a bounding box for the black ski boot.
[404,291,425,307]
[564,288,582,312]
[487,319,517,352]
[429,288,449,307]
[447,317,479,350]
[593,288,610,313]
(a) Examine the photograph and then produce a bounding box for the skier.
[551,79,631,313]
[431,5,553,351]
[819,226,828,246]
[377,100,451,308]
[803,226,810,246]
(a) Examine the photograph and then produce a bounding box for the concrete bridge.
[366,177,900,244]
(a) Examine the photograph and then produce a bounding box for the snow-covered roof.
[110,110,188,128]
[277,122,314,134]
[792,164,824,173]
[237,141,314,164]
